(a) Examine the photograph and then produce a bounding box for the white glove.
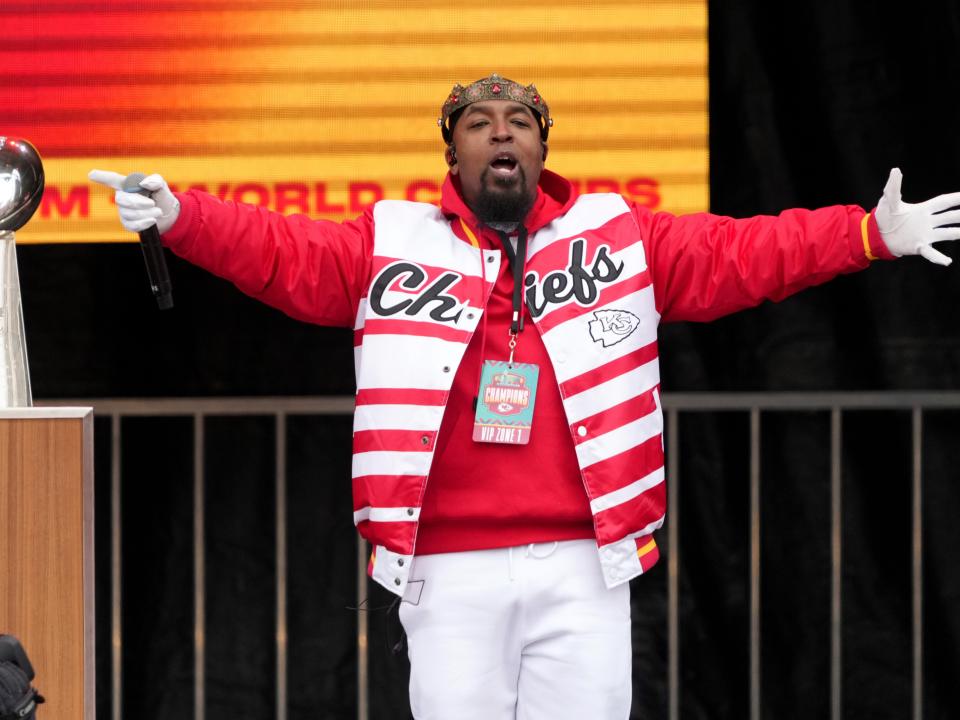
[876,168,960,266]
[88,170,181,235]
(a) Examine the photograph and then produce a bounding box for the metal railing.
[43,391,956,720]
[664,392,937,720]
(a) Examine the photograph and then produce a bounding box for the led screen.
[2,0,707,244]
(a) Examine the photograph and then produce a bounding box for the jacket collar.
[440,169,577,237]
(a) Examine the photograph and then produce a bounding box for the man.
[90,74,960,719]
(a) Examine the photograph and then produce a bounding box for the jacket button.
[420,435,430,445]
[394,577,401,586]
[577,426,587,437]
[487,255,495,263]
[467,312,475,320]
[398,558,405,567]
[407,508,415,516]
[443,366,451,373]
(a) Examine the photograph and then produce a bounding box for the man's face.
[449,100,545,223]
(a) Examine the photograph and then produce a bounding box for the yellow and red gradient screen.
[1,1,707,244]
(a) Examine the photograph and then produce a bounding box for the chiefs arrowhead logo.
[588,309,640,348]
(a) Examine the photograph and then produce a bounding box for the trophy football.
[0,137,44,407]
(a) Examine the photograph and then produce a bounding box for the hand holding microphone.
[89,169,180,309]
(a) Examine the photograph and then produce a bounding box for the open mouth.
[489,153,519,177]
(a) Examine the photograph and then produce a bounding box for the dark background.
[12,1,960,717]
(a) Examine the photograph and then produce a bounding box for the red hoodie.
[415,170,596,555]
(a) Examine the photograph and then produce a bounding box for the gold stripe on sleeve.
[861,212,878,261]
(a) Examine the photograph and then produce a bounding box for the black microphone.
[121,172,174,310]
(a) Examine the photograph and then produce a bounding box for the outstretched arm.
[89,170,373,328]
[640,169,960,324]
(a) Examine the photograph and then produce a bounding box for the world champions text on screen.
[44,176,663,226]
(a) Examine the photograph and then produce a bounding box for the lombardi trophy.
[0,137,44,407]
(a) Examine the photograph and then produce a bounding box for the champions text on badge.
[473,360,540,445]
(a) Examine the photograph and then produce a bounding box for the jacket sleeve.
[161,190,373,328]
[634,202,894,324]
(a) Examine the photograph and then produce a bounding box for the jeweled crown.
[438,73,553,143]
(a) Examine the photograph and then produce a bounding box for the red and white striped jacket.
[163,170,891,596]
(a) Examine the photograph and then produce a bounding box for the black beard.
[471,166,534,225]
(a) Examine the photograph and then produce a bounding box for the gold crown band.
[438,73,553,144]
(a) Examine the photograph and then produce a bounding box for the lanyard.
[495,226,529,337]
[469,223,530,411]
[472,225,541,445]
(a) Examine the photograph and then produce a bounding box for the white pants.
[399,539,632,720]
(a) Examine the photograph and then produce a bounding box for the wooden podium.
[0,408,95,720]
